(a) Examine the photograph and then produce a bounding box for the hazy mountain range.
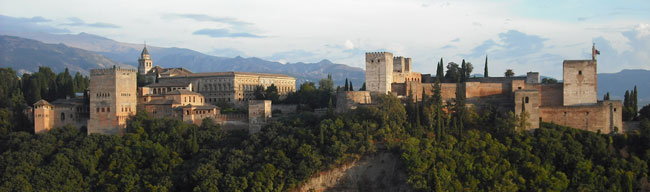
[0,31,365,88]
[0,31,648,108]
[0,35,127,74]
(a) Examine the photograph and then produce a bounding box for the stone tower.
[138,45,153,75]
[88,67,137,135]
[33,100,54,134]
[365,52,394,94]
[562,60,597,106]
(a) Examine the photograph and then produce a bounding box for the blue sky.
[0,0,648,79]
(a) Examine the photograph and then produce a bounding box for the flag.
[595,49,600,55]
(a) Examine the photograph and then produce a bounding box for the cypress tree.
[484,55,489,78]
[436,58,444,82]
[360,82,366,91]
[344,78,349,91]
[434,79,443,141]
[349,81,354,91]
[633,86,638,119]
[461,59,467,82]
[604,92,610,100]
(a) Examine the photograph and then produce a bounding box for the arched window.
[61,112,65,121]
[525,97,529,103]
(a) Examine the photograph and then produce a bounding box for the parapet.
[365,52,393,59]
[91,66,137,76]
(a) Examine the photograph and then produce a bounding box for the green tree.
[254,85,265,100]
[265,84,279,103]
[445,62,460,83]
[360,82,366,91]
[484,55,488,77]
[542,77,558,84]
[505,69,515,77]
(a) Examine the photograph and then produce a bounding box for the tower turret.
[138,44,153,75]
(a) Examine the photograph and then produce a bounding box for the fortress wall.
[400,82,457,102]
[336,91,372,113]
[514,90,541,130]
[540,100,623,133]
[539,83,564,106]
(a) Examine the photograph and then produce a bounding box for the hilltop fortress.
[32,45,622,135]
[344,47,623,133]
[33,46,294,135]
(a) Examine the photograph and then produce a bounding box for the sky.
[1,0,649,79]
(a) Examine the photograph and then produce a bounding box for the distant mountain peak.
[318,59,333,65]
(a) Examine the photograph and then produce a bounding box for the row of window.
[96,107,110,113]
[208,97,230,102]
[152,87,186,94]
[184,96,202,103]
[97,92,110,98]
[186,109,213,115]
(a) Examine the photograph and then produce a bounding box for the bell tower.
[138,44,153,75]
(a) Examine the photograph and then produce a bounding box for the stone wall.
[563,60,597,106]
[540,100,623,133]
[336,91,372,113]
[539,83,563,107]
[514,90,541,130]
[248,100,272,134]
[272,104,298,114]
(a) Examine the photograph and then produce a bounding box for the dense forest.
[1,66,649,191]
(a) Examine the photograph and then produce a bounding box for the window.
[97,108,100,112]
[579,70,582,75]
[107,107,110,112]
[518,87,522,90]
[61,113,65,121]
[525,97,529,103]
[101,108,105,112]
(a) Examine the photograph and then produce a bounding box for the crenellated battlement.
[365,52,393,59]
[91,67,137,76]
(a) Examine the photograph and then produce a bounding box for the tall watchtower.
[562,59,597,106]
[33,100,54,134]
[365,52,394,94]
[88,66,137,135]
[138,45,153,75]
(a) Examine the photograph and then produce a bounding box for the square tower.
[365,52,394,94]
[33,100,54,134]
[563,60,597,106]
[88,67,137,135]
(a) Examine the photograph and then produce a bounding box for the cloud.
[499,30,547,55]
[465,39,498,58]
[193,28,264,38]
[165,13,264,38]
[163,13,251,26]
[61,17,120,28]
[344,40,355,49]
[592,23,650,71]
[441,45,457,49]
[267,49,317,63]
[0,14,69,34]
[208,48,247,57]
